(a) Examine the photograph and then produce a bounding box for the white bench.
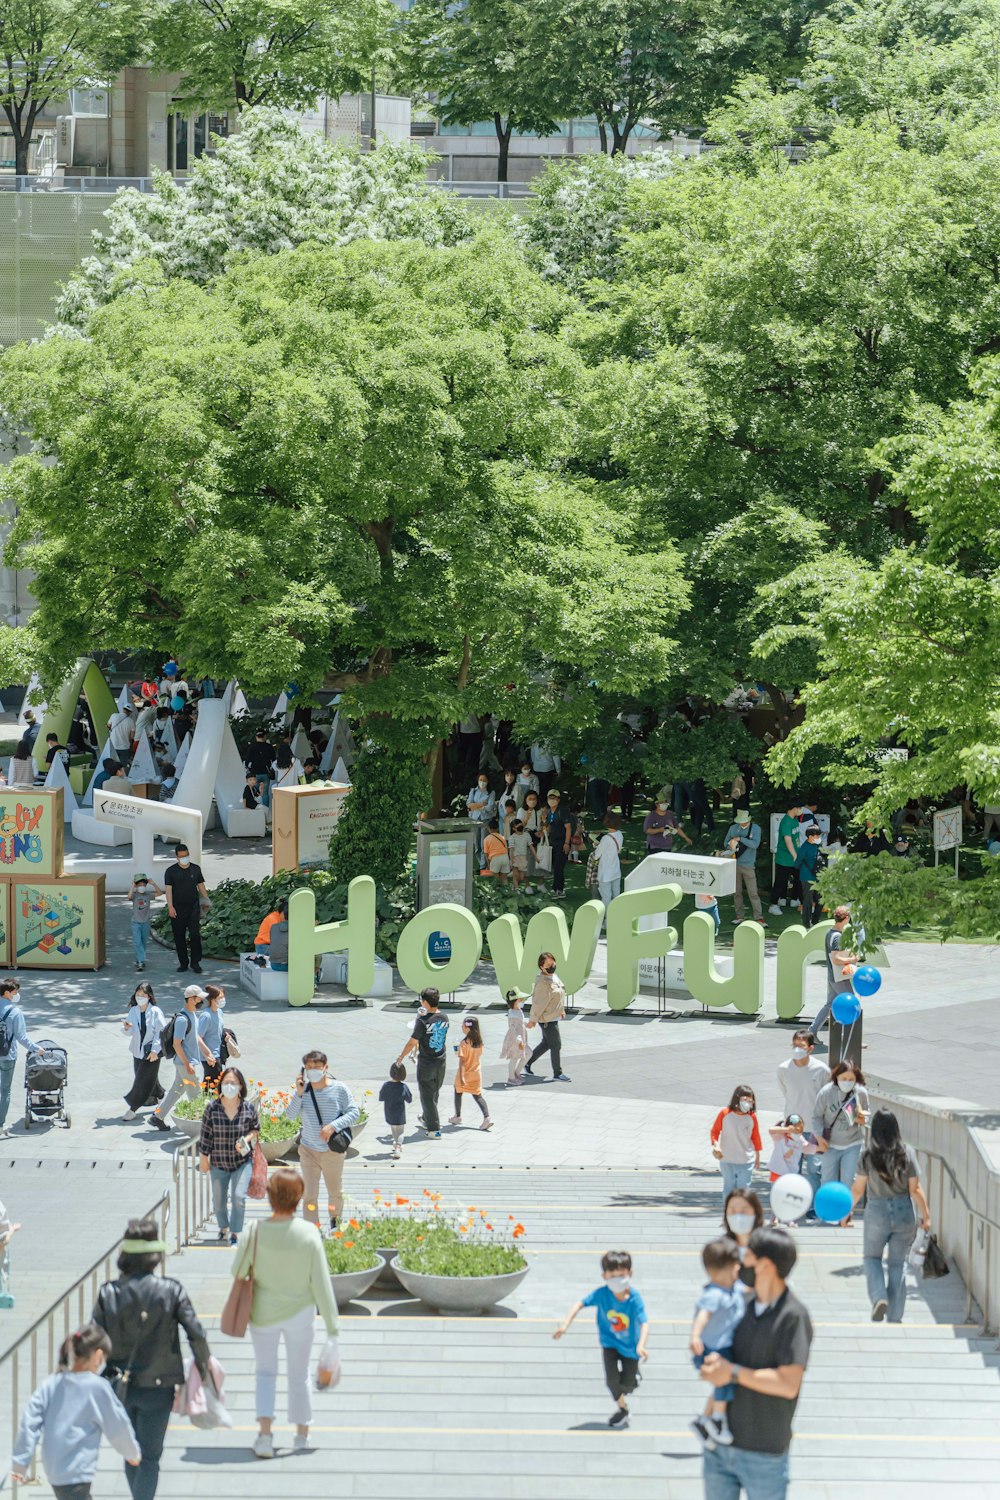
[239,951,289,1001]
[320,952,394,996]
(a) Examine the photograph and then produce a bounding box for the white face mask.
[478,782,487,791]
[727,1213,755,1236]
[837,1078,855,1093]
[215,996,226,1009]
[221,1083,240,1099]
[136,996,149,1009]
[792,1046,808,1060]
[738,1099,753,1113]
[656,803,667,812]
[607,1274,630,1290]
[305,1067,325,1084]
[178,856,190,867]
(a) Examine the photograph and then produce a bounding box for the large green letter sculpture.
[287,876,376,1006]
[774,920,832,1019]
[605,885,682,1011]
[40,657,117,748]
[684,912,764,1014]
[396,904,483,993]
[487,900,603,997]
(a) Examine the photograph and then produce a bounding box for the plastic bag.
[316,1335,341,1390]
[922,1233,950,1280]
[173,1357,233,1428]
[909,1227,928,1270]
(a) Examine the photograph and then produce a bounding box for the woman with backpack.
[121,983,166,1122]
[91,1217,210,1500]
[850,1108,931,1322]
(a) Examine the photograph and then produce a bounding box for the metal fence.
[1,1139,212,1478]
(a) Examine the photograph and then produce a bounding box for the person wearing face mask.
[699,1227,813,1500]
[811,1062,870,1222]
[643,797,693,854]
[553,1249,649,1429]
[11,1322,141,1497]
[284,1050,360,1232]
[466,774,496,867]
[198,985,235,1093]
[163,844,209,975]
[122,984,167,1121]
[127,873,162,974]
[199,1067,260,1245]
[149,986,215,1133]
[711,1086,762,1210]
[722,1191,765,1287]
[525,952,570,1083]
[777,1031,829,1220]
[0,977,40,1138]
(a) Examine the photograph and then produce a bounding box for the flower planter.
[329,1260,383,1304]
[374,1248,401,1288]
[391,1262,528,1314]
[259,1135,298,1163]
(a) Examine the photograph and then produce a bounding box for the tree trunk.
[494,115,512,183]
[598,120,609,153]
[611,120,630,155]
[14,130,30,177]
[234,76,249,111]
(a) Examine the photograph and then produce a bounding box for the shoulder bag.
[308,1083,352,1154]
[220,1224,257,1338]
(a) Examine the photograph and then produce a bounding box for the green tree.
[400,0,568,183]
[148,0,392,114]
[0,234,684,763]
[0,0,147,175]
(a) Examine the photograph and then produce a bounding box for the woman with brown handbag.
[229,1168,339,1460]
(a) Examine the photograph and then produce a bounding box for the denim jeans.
[820,1140,862,1188]
[802,1151,822,1218]
[704,1443,790,1500]
[0,1057,15,1128]
[863,1194,916,1321]
[211,1158,253,1235]
[131,921,149,964]
[720,1160,753,1209]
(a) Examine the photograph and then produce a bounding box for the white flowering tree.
[516,150,676,290]
[58,109,470,325]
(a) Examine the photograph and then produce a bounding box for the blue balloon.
[814,1182,853,1223]
[832,993,862,1026]
[852,964,882,997]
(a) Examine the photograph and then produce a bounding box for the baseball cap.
[184,985,208,1000]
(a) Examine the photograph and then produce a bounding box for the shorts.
[489,854,511,875]
[693,1345,735,1402]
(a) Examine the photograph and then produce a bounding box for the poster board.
[12,875,106,969]
[272,783,351,872]
[933,805,962,852]
[0,788,65,877]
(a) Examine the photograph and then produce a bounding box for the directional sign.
[625,852,736,899]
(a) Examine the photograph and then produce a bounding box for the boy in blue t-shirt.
[553,1249,649,1429]
[689,1237,747,1448]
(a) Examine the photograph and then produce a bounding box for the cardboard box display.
[0,787,64,878]
[272,783,351,873]
[11,875,106,969]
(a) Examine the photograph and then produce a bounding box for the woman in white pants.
[231,1168,339,1458]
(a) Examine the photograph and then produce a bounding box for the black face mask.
[740,1263,757,1289]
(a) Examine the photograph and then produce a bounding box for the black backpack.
[0,1004,15,1058]
[158,1011,186,1055]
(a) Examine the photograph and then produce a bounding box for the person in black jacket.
[92,1217,210,1500]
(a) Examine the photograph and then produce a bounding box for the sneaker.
[252,1432,274,1460]
[292,1433,310,1452]
[392,1144,402,1158]
[768,904,782,915]
[871,1298,888,1322]
[608,1407,629,1428]
[417,1115,425,1128]
[779,898,788,907]
[523,1065,534,1076]
[191,964,203,974]
[710,1417,734,1446]
[149,1114,170,1132]
[480,1118,494,1131]
[176,966,189,973]
[690,1416,715,1449]
[755,917,767,926]
[135,962,145,972]
[448,1115,462,1126]
[122,1108,137,1122]
[553,1073,571,1082]
[217,1228,229,1243]
[426,1129,442,1139]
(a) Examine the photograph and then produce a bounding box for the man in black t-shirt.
[700,1227,813,1499]
[395,986,449,1137]
[164,843,209,974]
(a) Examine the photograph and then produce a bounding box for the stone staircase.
[64,1162,1000,1500]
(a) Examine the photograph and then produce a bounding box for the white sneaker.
[292,1433,310,1451]
[768,904,782,915]
[392,1143,402,1158]
[122,1108,137,1121]
[448,1115,461,1126]
[480,1118,494,1131]
[252,1432,274,1459]
[779,899,788,907]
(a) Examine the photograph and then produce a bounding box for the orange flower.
[467,1205,476,1212]
[416,1234,425,1241]
[458,1225,468,1234]
[513,1224,525,1238]
[332,1230,343,1239]
[423,1188,431,1197]
[344,1240,355,1248]
[349,1218,360,1229]
[485,1223,493,1230]
[396,1195,409,1206]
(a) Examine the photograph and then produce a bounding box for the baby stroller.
[24,1039,70,1129]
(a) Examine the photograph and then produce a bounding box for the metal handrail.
[913,1144,997,1330]
[2,1138,217,1476]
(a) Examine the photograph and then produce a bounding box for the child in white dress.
[501,992,529,1085]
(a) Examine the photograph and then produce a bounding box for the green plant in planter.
[399,1239,527,1277]
[324,1237,381,1274]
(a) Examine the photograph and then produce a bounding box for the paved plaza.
[1,834,999,1495]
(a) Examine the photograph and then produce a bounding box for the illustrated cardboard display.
[12,875,106,969]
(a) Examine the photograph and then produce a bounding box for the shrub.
[326,744,430,895]
[324,1237,382,1274]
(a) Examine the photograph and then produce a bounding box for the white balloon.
[769,1173,814,1223]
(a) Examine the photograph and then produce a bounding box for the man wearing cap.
[723,808,765,925]
[150,986,214,1132]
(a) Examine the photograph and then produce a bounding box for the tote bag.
[220,1224,257,1338]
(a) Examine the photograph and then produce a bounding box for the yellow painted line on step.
[212,1423,1000,1444]
[195,1312,978,1329]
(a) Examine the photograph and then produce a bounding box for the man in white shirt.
[595,813,624,925]
[777,1030,829,1218]
[106,705,135,762]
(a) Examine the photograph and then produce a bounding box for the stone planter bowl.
[374,1248,401,1288]
[329,1259,383,1305]
[392,1261,528,1314]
